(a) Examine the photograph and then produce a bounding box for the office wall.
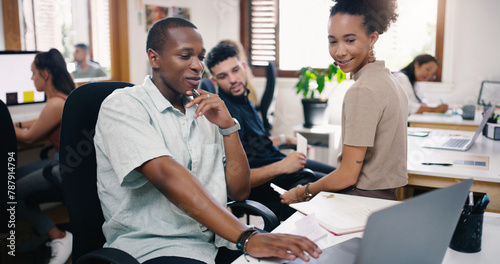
[126,0,240,85]
[422,0,500,106]
[270,0,500,137]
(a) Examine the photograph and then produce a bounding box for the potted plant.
[295,64,346,127]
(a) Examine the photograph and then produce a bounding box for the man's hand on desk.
[246,233,322,261]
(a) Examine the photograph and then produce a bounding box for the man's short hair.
[75,43,89,50]
[205,44,239,74]
[146,17,197,54]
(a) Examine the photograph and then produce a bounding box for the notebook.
[421,106,495,151]
[289,192,387,235]
[288,179,473,264]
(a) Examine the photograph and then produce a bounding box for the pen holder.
[449,207,483,253]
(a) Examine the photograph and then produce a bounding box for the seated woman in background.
[393,54,448,114]
[14,48,75,264]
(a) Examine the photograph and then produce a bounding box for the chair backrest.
[260,61,277,136]
[59,81,134,262]
[200,77,216,93]
[0,100,17,233]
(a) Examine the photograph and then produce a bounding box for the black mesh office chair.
[59,82,278,264]
[259,61,277,136]
[1,100,65,263]
[200,77,217,93]
[59,81,136,264]
[0,101,17,235]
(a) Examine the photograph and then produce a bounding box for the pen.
[440,98,444,104]
[421,163,453,166]
[192,89,201,98]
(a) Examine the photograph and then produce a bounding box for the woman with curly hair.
[282,0,408,203]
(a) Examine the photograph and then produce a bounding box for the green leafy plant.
[295,64,347,99]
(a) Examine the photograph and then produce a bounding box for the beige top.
[338,61,408,190]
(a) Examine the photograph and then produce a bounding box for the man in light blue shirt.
[94,17,321,264]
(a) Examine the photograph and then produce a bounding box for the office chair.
[0,101,17,235]
[0,101,65,264]
[200,77,217,93]
[59,82,279,263]
[259,61,277,136]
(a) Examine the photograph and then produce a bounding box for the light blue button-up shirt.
[94,76,232,263]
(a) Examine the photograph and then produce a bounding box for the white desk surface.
[8,103,45,123]
[407,111,484,126]
[233,202,500,264]
[407,127,500,182]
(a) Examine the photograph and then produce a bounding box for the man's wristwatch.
[219,118,240,136]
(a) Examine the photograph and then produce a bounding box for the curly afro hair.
[330,0,398,35]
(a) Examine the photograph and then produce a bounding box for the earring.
[368,46,376,62]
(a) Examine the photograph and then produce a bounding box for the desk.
[291,125,500,211]
[233,205,500,264]
[407,127,500,212]
[408,111,483,131]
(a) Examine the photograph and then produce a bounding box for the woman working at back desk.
[14,48,75,264]
[393,54,448,114]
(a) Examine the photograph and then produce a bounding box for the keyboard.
[442,138,470,148]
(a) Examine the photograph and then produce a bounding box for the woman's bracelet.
[236,228,259,253]
[295,184,313,202]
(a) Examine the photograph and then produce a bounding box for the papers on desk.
[290,192,375,235]
[289,213,329,242]
[408,130,430,137]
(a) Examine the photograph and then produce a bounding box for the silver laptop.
[421,106,495,151]
[289,179,473,264]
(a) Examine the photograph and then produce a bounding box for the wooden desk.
[408,111,483,131]
[406,127,500,212]
[233,206,500,263]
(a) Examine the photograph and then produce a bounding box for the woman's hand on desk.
[435,104,449,113]
[246,233,322,261]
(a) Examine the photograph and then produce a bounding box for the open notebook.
[421,106,494,151]
[289,192,390,235]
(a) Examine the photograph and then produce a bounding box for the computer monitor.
[0,51,46,106]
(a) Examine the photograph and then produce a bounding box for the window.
[242,0,445,80]
[2,0,129,82]
[20,0,110,79]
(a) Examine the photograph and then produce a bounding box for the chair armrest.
[42,160,63,193]
[77,247,140,264]
[278,144,296,150]
[40,144,55,159]
[227,200,280,232]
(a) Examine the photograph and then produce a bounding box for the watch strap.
[219,118,240,136]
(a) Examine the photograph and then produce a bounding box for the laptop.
[421,106,495,151]
[289,179,473,264]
